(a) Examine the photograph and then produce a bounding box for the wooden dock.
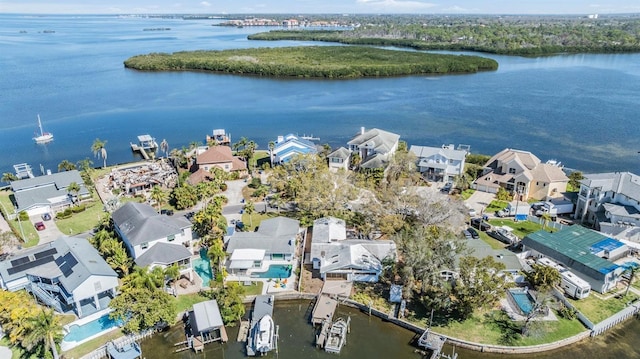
[130,134,158,160]
[417,329,446,359]
[237,320,250,342]
[311,293,338,325]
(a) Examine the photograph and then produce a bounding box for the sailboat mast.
[37,114,43,136]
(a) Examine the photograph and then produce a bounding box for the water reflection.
[141,300,640,358]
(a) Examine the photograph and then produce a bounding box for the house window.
[508,168,516,174]
[272,254,284,260]
[167,234,175,242]
[141,242,149,249]
[253,261,261,268]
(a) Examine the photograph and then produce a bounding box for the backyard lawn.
[569,291,638,324]
[175,292,209,313]
[488,218,547,239]
[55,196,106,235]
[0,188,39,247]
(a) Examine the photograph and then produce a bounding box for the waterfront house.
[10,170,90,216]
[225,217,300,277]
[196,145,247,174]
[347,127,400,170]
[327,147,351,172]
[112,202,193,280]
[521,226,626,293]
[472,148,568,200]
[271,134,318,164]
[574,172,640,243]
[309,217,397,282]
[409,144,467,183]
[0,236,118,318]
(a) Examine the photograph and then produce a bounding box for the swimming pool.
[64,313,121,343]
[252,264,292,279]
[193,248,213,286]
[508,288,535,315]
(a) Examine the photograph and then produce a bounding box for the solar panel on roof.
[34,248,57,259]
[10,256,30,267]
[7,256,55,275]
[61,263,74,277]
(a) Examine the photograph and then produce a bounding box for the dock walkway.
[311,294,338,325]
[418,329,446,359]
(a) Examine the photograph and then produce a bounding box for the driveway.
[464,190,496,217]
[222,179,248,224]
[31,215,64,244]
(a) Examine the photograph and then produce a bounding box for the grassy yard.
[569,292,638,324]
[485,200,509,214]
[62,329,124,359]
[487,218,547,239]
[241,211,278,232]
[55,197,106,236]
[460,189,475,200]
[478,231,508,250]
[175,292,209,313]
[0,188,39,247]
[242,281,264,296]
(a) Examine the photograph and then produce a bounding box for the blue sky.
[1,0,639,15]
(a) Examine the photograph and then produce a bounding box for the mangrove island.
[123,46,498,78]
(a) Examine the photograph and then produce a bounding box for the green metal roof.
[523,226,620,275]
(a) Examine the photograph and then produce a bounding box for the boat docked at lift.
[253,314,275,354]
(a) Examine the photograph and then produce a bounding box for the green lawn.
[55,197,106,235]
[241,211,278,232]
[478,231,508,250]
[569,292,638,324]
[487,218,547,239]
[175,292,209,313]
[460,189,475,200]
[485,200,509,214]
[62,329,124,359]
[0,188,39,247]
[242,281,264,296]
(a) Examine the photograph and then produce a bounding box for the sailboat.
[33,114,53,144]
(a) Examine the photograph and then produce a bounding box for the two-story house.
[225,217,300,278]
[409,144,467,183]
[196,145,247,174]
[574,172,640,242]
[271,134,317,164]
[327,147,351,172]
[10,170,91,216]
[0,236,119,318]
[347,127,400,170]
[309,217,397,282]
[472,148,568,200]
[112,202,193,280]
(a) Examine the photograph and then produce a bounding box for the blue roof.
[590,238,625,255]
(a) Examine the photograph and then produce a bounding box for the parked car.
[160,209,174,216]
[35,222,46,231]
[467,227,479,239]
[471,218,492,232]
[468,208,477,217]
[462,229,472,240]
[440,182,452,193]
[41,212,52,221]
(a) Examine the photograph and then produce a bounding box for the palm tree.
[23,308,62,359]
[76,157,94,173]
[57,160,76,172]
[107,246,132,276]
[67,181,81,204]
[150,186,167,212]
[243,200,255,228]
[207,239,225,274]
[1,172,18,183]
[350,152,361,170]
[164,263,181,296]
[91,138,108,168]
[541,212,552,230]
[123,266,165,291]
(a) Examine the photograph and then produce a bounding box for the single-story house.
[522,226,627,293]
[10,170,90,216]
[0,236,118,318]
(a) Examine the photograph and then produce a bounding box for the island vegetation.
[124,46,498,78]
[247,14,640,56]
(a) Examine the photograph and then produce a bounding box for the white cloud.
[442,6,474,13]
[200,1,211,7]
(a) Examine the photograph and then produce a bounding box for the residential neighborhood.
[1,127,639,359]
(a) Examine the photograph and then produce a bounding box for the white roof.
[230,248,265,261]
[229,260,254,269]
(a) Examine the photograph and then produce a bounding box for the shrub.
[71,205,86,213]
[56,211,72,219]
[220,183,228,191]
[557,305,577,320]
[248,177,261,189]
[18,211,29,221]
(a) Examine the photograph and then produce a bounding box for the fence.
[526,215,566,231]
[78,329,154,359]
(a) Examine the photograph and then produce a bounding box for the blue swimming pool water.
[252,264,292,279]
[64,313,121,343]
[193,248,213,287]
[509,289,535,315]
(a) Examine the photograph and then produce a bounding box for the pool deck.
[61,308,120,351]
[500,298,558,321]
[225,259,299,295]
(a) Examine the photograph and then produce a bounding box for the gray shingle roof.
[0,236,117,292]
[112,202,191,246]
[327,147,351,160]
[348,128,400,155]
[11,170,90,211]
[226,217,299,255]
[135,242,192,267]
[409,145,467,161]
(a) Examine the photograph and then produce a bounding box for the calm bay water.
[142,300,640,359]
[1,14,640,179]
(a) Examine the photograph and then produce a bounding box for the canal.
[141,300,640,358]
